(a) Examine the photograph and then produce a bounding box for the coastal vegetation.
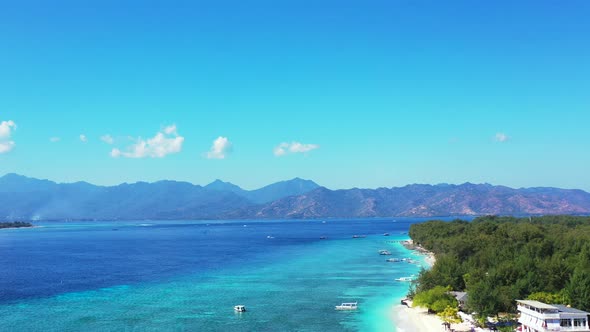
[409,215,590,318]
[0,221,33,229]
[413,286,457,312]
[412,285,462,325]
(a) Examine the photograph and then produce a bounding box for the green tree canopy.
[437,306,462,324]
[409,215,590,314]
[413,286,458,312]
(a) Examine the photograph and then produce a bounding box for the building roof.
[517,300,590,315]
[450,291,468,302]
[554,305,590,315]
[516,300,558,310]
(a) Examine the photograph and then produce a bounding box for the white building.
[517,300,590,332]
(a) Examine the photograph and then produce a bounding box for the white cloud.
[0,141,15,153]
[0,120,16,153]
[289,142,319,153]
[206,136,232,159]
[50,137,61,142]
[273,144,287,156]
[274,141,319,156]
[0,120,16,139]
[494,132,509,143]
[273,143,289,156]
[111,125,184,158]
[80,134,88,143]
[100,134,114,145]
[110,148,122,158]
[164,124,177,135]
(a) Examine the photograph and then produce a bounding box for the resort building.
[517,300,590,332]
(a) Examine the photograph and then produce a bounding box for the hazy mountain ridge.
[0,174,589,221]
[0,174,320,220]
[244,183,590,219]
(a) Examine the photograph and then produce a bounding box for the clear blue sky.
[1,1,589,190]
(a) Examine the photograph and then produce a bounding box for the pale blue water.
[0,218,448,331]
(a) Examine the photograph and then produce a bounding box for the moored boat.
[335,302,358,310]
[395,276,416,282]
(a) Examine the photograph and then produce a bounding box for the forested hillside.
[409,215,590,316]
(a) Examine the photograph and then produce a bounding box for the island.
[0,221,33,229]
[407,215,590,330]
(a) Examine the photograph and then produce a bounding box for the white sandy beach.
[393,301,477,332]
[401,239,436,268]
[392,303,445,332]
[424,252,436,267]
[391,240,448,332]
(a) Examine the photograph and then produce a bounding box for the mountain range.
[1,173,589,221]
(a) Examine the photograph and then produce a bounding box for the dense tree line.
[409,215,590,317]
[0,221,33,229]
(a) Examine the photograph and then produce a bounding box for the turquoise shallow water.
[0,219,436,331]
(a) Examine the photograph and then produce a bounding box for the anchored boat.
[395,276,416,282]
[335,302,358,310]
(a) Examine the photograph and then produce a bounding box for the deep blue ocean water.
[0,218,453,331]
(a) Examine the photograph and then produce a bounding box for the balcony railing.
[559,327,590,331]
[518,305,560,320]
[519,322,590,332]
[518,305,590,331]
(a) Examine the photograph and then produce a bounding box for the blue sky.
[1,1,589,190]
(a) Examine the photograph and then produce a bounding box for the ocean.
[0,218,450,331]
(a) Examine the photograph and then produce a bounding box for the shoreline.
[0,226,37,230]
[401,239,436,267]
[391,239,441,331]
[392,300,445,332]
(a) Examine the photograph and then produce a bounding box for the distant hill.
[205,179,246,195]
[0,174,589,221]
[203,177,320,204]
[243,178,321,204]
[234,183,590,219]
[0,174,320,221]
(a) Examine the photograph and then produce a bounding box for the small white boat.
[234,305,246,312]
[335,302,358,310]
[266,235,275,239]
[379,250,392,255]
[386,258,401,262]
[395,276,416,282]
